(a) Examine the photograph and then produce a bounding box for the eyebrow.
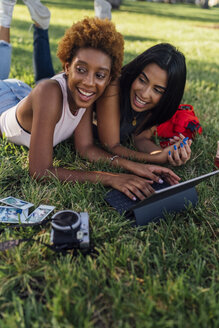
[76,60,110,72]
[141,71,167,91]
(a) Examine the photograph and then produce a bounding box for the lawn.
[0,0,219,327]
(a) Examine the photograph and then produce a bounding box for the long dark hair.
[120,43,187,134]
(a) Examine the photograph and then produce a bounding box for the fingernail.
[180,143,184,148]
[183,137,189,142]
[174,145,177,150]
[183,139,187,145]
[168,151,171,155]
[159,179,164,184]
[132,196,136,201]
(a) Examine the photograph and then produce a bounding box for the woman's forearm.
[107,143,167,164]
[134,137,162,154]
[29,165,119,186]
[76,142,151,168]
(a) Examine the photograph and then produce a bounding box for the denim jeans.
[0,25,54,82]
[0,25,55,114]
[0,40,12,80]
[0,79,32,115]
[33,25,54,82]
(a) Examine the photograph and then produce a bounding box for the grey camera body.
[51,210,90,249]
[76,212,90,248]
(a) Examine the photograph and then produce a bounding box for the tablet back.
[105,170,219,226]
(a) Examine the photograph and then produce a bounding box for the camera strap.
[0,237,56,252]
[0,218,55,252]
[0,219,83,253]
[0,237,84,253]
[0,211,90,253]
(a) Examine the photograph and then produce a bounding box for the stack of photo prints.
[0,197,55,224]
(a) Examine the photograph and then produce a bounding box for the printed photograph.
[0,197,34,210]
[0,206,23,223]
[27,205,55,223]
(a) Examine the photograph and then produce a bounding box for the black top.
[120,110,146,142]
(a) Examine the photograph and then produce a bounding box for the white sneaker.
[0,0,17,28]
[22,0,50,30]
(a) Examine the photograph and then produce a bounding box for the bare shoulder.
[31,79,62,100]
[30,79,63,116]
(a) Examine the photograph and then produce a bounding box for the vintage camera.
[50,210,90,250]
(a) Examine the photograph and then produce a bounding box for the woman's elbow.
[29,165,51,181]
[75,144,93,159]
[109,143,122,153]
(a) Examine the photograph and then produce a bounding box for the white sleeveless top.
[0,73,86,148]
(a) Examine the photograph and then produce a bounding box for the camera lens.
[52,210,81,231]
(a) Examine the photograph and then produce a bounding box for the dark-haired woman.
[95,43,192,173]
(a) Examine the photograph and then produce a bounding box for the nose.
[84,73,95,87]
[141,85,152,100]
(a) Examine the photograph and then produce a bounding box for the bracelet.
[110,155,119,162]
[150,150,162,155]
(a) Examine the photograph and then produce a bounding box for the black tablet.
[105,170,219,226]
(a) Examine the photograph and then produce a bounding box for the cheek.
[67,71,81,87]
[131,80,138,91]
[154,93,163,104]
[98,80,110,92]
[130,81,136,98]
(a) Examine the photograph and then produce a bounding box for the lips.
[136,95,147,105]
[133,94,149,109]
[77,87,95,102]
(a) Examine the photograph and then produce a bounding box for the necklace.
[132,116,137,126]
[132,110,140,126]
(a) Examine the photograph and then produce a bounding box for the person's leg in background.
[0,27,11,80]
[0,0,16,79]
[23,0,54,82]
[0,0,54,82]
[0,1,29,115]
[0,79,32,115]
[0,0,54,116]
[33,24,54,83]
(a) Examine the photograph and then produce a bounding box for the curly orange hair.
[57,17,124,80]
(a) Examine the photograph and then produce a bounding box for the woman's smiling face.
[65,47,112,110]
[130,62,168,113]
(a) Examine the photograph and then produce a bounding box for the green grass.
[0,0,219,326]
